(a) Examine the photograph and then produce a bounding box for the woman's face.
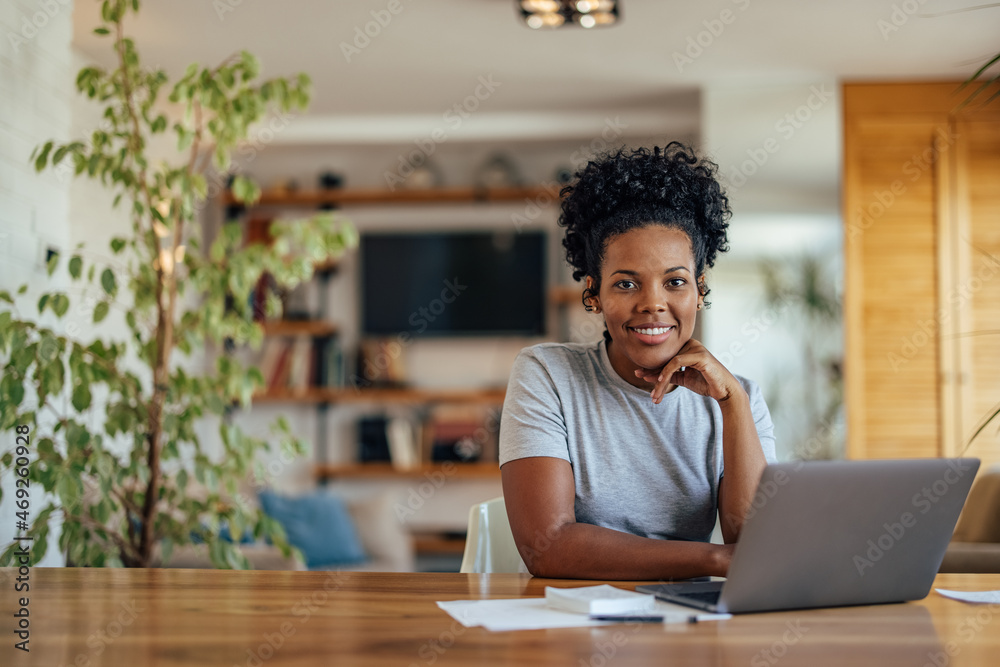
[589,225,703,388]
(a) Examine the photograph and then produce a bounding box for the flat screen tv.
[360,231,546,337]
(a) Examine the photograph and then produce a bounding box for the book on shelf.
[267,343,294,391]
[286,336,313,389]
[256,331,345,393]
[386,416,420,470]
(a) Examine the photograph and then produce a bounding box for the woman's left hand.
[634,338,744,405]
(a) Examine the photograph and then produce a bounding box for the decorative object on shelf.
[474,153,524,189]
[1,0,355,569]
[518,0,619,29]
[270,177,300,194]
[358,415,392,463]
[387,415,421,470]
[427,405,495,464]
[401,159,444,190]
[319,170,345,190]
[357,338,408,387]
[554,166,574,184]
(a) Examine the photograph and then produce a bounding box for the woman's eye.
[667,278,687,288]
[615,280,636,290]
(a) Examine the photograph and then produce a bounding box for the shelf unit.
[223,184,559,208]
[227,185,551,480]
[314,462,500,481]
[260,320,338,337]
[252,386,505,405]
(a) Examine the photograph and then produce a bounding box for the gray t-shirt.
[499,339,777,543]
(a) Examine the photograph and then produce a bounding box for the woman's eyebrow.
[610,266,690,276]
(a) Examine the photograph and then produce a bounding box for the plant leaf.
[101,268,117,295]
[93,302,110,323]
[34,141,53,171]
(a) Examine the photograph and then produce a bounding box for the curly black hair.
[559,141,731,307]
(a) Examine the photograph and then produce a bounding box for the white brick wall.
[0,0,76,568]
[0,0,74,291]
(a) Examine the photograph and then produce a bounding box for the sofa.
[939,469,1000,573]
[154,489,414,572]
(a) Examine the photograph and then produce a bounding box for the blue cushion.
[258,490,367,568]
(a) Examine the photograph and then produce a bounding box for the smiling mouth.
[631,326,674,336]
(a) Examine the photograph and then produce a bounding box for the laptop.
[636,458,980,614]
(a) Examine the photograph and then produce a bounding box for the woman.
[499,142,776,580]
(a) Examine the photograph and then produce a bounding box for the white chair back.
[459,497,528,574]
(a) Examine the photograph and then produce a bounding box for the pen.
[589,614,665,623]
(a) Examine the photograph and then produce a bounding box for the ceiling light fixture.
[518,0,620,29]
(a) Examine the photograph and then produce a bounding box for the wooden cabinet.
[843,82,1000,467]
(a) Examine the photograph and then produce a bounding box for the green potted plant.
[0,0,355,568]
[758,254,843,460]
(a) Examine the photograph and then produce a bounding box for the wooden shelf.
[412,532,468,555]
[314,462,500,481]
[223,185,560,207]
[313,258,340,274]
[261,320,338,337]
[253,386,506,405]
[549,285,582,306]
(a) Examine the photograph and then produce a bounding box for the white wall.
[701,82,844,461]
[0,0,77,567]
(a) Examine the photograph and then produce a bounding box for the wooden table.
[1,568,998,666]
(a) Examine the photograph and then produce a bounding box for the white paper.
[436,598,730,632]
[935,588,1000,605]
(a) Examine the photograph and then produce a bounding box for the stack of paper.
[545,585,657,615]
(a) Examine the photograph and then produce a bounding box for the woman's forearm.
[503,457,732,580]
[523,521,732,580]
[717,389,767,543]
